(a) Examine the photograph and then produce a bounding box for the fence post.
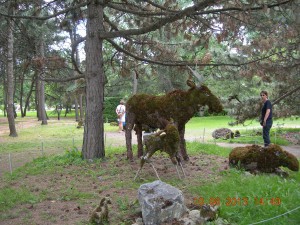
[41,142,44,156]
[8,153,13,175]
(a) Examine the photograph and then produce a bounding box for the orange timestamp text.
[193,196,281,207]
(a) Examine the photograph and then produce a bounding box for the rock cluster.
[135,180,219,225]
[212,128,234,139]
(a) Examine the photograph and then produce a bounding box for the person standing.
[260,91,273,147]
[116,100,126,133]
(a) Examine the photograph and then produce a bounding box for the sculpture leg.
[134,154,147,181]
[170,156,182,179]
[134,168,142,181]
[136,124,144,158]
[174,155,186,178]
[135,149,160,180]
[175,165,181,179]
[125,113,135,161]
[125,123,134,161]
[179,127,189,161]
[178,161,186,178]
[150,163,161,180]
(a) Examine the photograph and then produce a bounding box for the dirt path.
[0,117,37,135]
[98,132,300,159]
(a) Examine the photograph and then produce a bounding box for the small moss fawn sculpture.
[134,120,186,180]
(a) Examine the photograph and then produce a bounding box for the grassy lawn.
[0,115,299,224]
[1,115,299,154]
[186,116,300,146]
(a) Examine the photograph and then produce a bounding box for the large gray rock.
[138,180,187,225]
[212,128,233,139]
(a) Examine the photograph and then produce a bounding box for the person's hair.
[260,91,268,97]
[120,100,125,104]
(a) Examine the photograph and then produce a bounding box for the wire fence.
[0,131,130,176]
[0,138,81,176]
[1,125,298,176]
[187,127,268,145]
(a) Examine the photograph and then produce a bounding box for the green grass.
[215,127,300,146]
[189,168,300,225]
[185,116,300,145]
[0,187,39,212]
[187,141,232,157]
[0,116,120,154]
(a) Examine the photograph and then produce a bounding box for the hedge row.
[104,97,123,123]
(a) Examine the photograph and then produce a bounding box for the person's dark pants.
[263,121,272,147]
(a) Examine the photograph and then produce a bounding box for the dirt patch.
[0,117,38,136]
[0,117,76,136]
[0,153,229,225]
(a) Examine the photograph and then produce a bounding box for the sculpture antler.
[187,65,204,84]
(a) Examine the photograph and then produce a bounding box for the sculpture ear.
[159,132,166,137]
[186,79,196,88]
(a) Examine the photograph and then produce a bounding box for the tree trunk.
[82,2,105,159]
[79,93,84,121]
[65,105,69,117]
[37,40,47,125]
[132,70,138,95]
[24,76,35,117]
[19,71,25,117]
[74,97,79,121]
[2,72,6,117]
[35,73,40,119]
[33,1,47,125]
[69,24,80,122]
[6,4,17,137]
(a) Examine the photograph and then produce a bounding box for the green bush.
[104,97,122,123]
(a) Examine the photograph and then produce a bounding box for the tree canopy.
[0,0,299,158]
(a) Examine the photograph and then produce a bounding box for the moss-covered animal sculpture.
[89,196,112,225]
[125,79,223,161]
[134,121,186,180]
[229,144,299,173]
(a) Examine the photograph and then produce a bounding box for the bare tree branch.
[71,37,85,74]
[99,0,217,39]
[106,39,290,67]
[41,74,84,82]
[0,1,90,20]
[194,0,293,15]
[106,0,178,16]
[273,84,300,105]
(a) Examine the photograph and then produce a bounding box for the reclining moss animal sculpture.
[229,144,299,173]
[125,76,223,161]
